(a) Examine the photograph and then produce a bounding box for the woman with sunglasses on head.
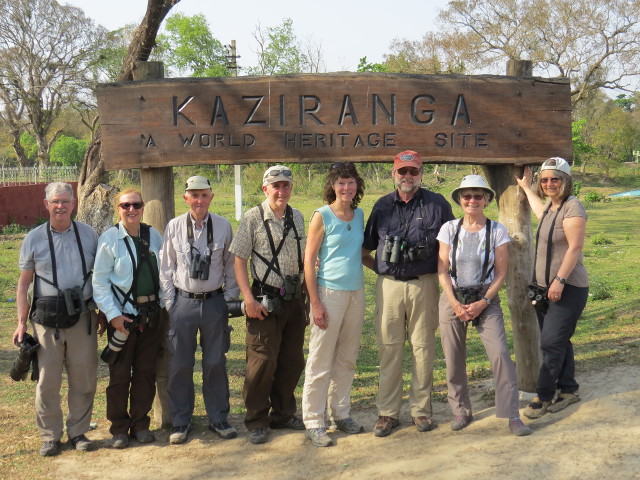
[437,175,531,436]
[515,157,588,419]
[92,189,164,448]
[302,162,366,447]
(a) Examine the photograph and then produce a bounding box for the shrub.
[589,279,612,301]
[584,192,603,203]
[1,223,29,235]
[591,234,613,246]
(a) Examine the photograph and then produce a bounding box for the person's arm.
[13,270,34,345]
[234,256,268,320]
[304,211,328,329]
[515,166,546,219]
[222,223,240,301]
[158,223,177,311]
[362,248,375,271]
[437,242,472,322]
[547,215,586,302]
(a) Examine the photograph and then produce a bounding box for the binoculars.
[381,235,403,264]
[189,252,212,280]
[63,286,89,316]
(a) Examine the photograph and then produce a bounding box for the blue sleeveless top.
[316,205,364,291]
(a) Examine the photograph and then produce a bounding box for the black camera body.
[100,314,140,365]
[10,333,40,381]
[527,283,549,313]
[407,243,430,262]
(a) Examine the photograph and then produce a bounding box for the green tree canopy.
[248,18,309,75]
[50,135,88,166]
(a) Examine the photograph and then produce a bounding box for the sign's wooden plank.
[96,73,571,170]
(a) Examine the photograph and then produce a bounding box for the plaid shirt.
[229,200,305,288]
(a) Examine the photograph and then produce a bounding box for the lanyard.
[41,221,88,291]
[450,218,492,285]
[186,213,213,259]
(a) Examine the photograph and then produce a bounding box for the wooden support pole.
[482,59,541,393]
[133,60,174,427]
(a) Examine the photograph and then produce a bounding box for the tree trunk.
[9,129,29,167]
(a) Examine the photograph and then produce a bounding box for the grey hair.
[45,182,74,201]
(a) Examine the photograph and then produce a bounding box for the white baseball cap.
[185,175,211,191]
[262,165,293,186]
[540,157,571,175]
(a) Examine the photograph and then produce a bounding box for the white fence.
[0,166,79,186]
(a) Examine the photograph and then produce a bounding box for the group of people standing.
[12,151,588,455]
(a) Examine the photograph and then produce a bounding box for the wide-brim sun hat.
[451,175,496,205]
[540,157,571,175]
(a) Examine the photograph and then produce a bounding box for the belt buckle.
[193,292,207,300]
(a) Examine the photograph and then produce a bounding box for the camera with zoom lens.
[527,283,549,313]
[189,251,212,280]
[227,295,278,318]
[63,286,88,316]
[10,333,40,381]
[407,243,430,262]
[100,314,140,365]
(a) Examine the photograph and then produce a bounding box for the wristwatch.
[554,276,567,284]
[481,296,491,305]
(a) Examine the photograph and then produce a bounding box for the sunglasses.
[461,194,485,201]
[331,162,355,169]
[265,169,292,177]
[119,202,144,210]
[540,177,562,184]
[397,167,421,176]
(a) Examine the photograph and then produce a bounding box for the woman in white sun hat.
[437,175,531,436]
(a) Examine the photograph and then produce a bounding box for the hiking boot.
[112,434,129,449]
[271,416,305,430]
[249,427,269,444]
[373,416,399,437]
[523,397,551,419]
[209,421,238,440]
[132,430,155,444]
[509,418,532,436]
[451,415,473,431]
[69,434,95,452]
[169,423,192,445]
[547,392,580,413]
[334,417,364,434]
[413,416,435,432]
[40,440,62,457]
[306,428,333,447]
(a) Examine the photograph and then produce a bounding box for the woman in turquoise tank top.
[302,162,366,447]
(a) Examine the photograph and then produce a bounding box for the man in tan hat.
[159,175,239,444]
[229,165,307,444]
[363,151,454,437]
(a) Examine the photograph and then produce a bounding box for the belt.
[136,294,157,304]
[251,282,283,298]
[175,288,223,300]
[393,276,419,281]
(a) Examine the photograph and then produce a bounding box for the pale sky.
[64,0,450,73]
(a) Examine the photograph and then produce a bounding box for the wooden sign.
[96,73,571,170]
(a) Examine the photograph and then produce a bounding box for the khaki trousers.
[375,274,439,418]
[32,311,97,441]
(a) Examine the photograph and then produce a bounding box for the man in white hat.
[159,175,239,444]
[229,165,307,444]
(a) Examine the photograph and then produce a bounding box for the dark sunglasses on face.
[540,177,561,184]
[265,169,292,177]
[461,194,485,201]
[397,167,421,176]
[119,202,144,210]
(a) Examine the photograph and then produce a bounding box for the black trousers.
[535,284,589,402]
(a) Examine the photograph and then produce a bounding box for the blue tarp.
[608,190,640,198]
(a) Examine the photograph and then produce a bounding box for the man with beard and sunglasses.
[362,151,454,437]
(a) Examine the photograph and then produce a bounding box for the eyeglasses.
[396,167,421,176]
[461,194,485,201]
[265,169,292,177]
[48,200,71,206]
[119,202,144,210]
[331,162,355,169]
[540,177,562,184]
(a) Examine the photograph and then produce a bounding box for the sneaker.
[248,427,269,444]
[509,418,532,436]
[373,416,399,437]
[334,417,364,434]
[306,427,333,447]
[169,423,192,445]
[209,421,238,440]
[523,397,551,419]
[271,416,305,430]
[413,416,435,432]
[451,415,473,431]
[40,440,62,457]
[132,430,155,444]
[112,433,129,449]
[69,434,95,452]
[547,392,580,413]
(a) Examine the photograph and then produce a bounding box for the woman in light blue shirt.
[93,188,163,449]
[302,162,366,447]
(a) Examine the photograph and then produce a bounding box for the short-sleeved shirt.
[229,200,306,288]
[363,188,454,278]
[535,196,588,288]
[437,219,510,288]
[19,221,98,299]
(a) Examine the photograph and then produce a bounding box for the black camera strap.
[532,199,567,287]
[450,218,492,286]
[253,204,303,286]
[186,213,214,260]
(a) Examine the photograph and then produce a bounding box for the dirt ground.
[51,363,640,480]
